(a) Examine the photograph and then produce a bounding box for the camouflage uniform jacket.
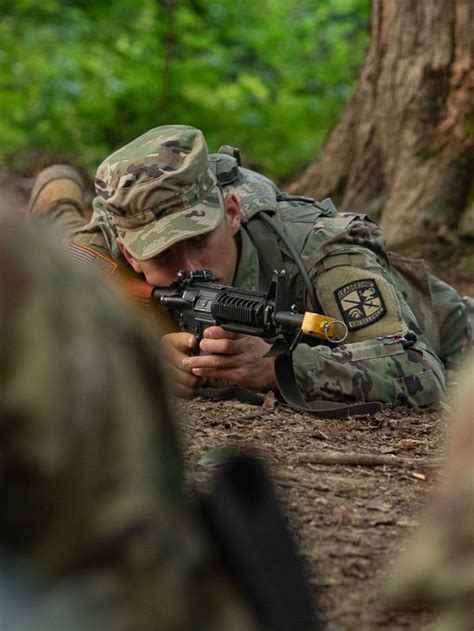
[386,356,474,630]
[68,159,472,408]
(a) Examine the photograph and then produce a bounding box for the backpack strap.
[257,212,320,312]
[242,215,286,289]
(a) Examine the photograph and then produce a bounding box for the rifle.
[149,268,348,352]
[139,269,382,417]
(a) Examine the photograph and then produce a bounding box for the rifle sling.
[200,386,265,406]
[274,354,383,418]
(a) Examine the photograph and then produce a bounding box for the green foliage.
[0,0,369,180]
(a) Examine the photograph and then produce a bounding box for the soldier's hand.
[161,331,204,398]
[182,326,277,392]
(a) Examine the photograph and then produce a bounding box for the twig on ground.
[297,452,445,468]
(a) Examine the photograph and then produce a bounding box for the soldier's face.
[118,194,241,287]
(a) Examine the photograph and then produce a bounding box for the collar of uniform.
[232,226,260,291]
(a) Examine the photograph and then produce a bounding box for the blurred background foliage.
[0,0,369,181]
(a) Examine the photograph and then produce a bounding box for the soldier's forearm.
[292,336,447,407]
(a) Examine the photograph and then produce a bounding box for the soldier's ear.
[223,193,241,236]
[116,237,144,274]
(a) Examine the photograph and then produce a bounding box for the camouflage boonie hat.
[95,125,224,260]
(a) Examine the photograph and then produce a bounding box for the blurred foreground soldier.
[0,209,320,630]
[0,210,264,630]
[28,125,473,410]
[386,355,474,630]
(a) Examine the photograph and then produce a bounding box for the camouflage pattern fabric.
[207,150,472,406]
[95,125,224,260]
[386,355,474,630]
[69,196,126,263]
[30,125,473,408]
[0,210,257,630]
[232,220,449,407]
[36,199,87,241]
[388,252,474,369]
[27,163,87,242]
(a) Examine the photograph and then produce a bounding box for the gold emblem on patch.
[335,278,387,331]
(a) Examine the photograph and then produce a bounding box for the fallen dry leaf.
[395,438,428,451]
[262,390,277,410]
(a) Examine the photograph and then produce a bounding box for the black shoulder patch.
[334,278,387,331]
[68,242,118,278]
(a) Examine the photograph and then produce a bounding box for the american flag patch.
[68,241,118,278]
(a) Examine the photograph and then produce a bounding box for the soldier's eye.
[190,233,208,246]
[152,252,166,263]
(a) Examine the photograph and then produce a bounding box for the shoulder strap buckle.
[218,144,242,166]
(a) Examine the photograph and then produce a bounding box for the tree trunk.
[289,0,474,248]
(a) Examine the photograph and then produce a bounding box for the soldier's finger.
[167,364,203,393]
[162,331,198,353]
[171,380,201,399]
[191,366,239,382]
[198,336,241,355]
[186,353,238,372]
[202,326,241,340]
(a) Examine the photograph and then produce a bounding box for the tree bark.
[289,0,474,248]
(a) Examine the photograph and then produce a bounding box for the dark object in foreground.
[199,453,322,631]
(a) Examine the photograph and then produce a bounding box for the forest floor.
[3,166,473,630]
[181,400,445,630]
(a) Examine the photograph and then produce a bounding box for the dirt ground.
[3,167,473,629]
[178,398,448,630]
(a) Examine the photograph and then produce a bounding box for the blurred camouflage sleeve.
[44,199,89,240]
[0,211,257,630]
[385,355,474,630]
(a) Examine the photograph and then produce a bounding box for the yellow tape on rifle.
[301,312,348,343]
